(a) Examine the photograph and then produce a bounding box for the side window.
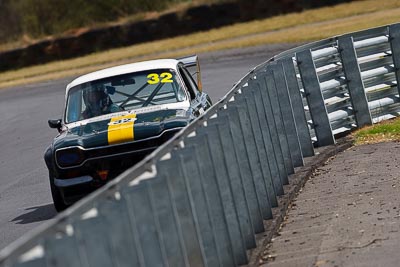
[179,66,199,100]
[66,90,82,123]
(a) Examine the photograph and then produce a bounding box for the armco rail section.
[1,23,400,267]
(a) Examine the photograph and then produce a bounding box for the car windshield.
[65,69,186,123]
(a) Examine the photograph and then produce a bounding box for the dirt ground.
[259,141,400,267]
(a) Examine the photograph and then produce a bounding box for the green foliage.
[0,0,192,42]
[0,0,21,41]
[353,117,400,144]
[355,120,400,136]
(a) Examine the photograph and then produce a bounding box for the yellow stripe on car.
[107,114,137,145]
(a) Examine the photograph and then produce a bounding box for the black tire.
[49,176,68,212]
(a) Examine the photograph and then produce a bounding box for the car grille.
[56,127,183,170]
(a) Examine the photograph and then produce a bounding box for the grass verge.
[1,0,400,89]
[353,117,400,145]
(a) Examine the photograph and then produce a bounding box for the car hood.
[53,108,191,150]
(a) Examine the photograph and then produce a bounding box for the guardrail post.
[210,106,264,235]
[156,157,207,267]
[122,183,166,266]
[184,134,236,267]
[147,173,194,267]
[207,112,257,249]
[264,65,295,175]
[73,216,114,267]
[235,92,277,209]
[228,95,276,211]
[296,49,335,146]
[255,72,289,186]
[175,147,223,266]
[244,87,280,204]
[248,78,284,196]
[280,57,315,157]
[196,125,248,265]
[97,194,140,266]
[44,235,83,267]
[389,24,400,97]
[271,63,304,167]
[338,36,372,127]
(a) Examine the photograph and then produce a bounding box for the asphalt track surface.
[0,43,298,251]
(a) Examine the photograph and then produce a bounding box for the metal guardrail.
[1,23,400,267]
[275,23,400,145]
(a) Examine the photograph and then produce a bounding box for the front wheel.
[49,176,68,212]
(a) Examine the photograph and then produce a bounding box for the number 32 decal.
[147,72,173,84]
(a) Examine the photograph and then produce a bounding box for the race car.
[44,56,212,211]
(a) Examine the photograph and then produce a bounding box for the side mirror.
[48,119,62,132]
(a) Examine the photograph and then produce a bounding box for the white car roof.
[66,59,180,93]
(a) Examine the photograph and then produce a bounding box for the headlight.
[56,147,85,168]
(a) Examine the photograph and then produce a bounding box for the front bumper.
[54,175,95,205]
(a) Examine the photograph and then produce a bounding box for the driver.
[81,85,121,119]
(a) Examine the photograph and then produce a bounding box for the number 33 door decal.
[147,72,173,84]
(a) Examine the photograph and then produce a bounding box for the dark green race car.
[44,56,211,211]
